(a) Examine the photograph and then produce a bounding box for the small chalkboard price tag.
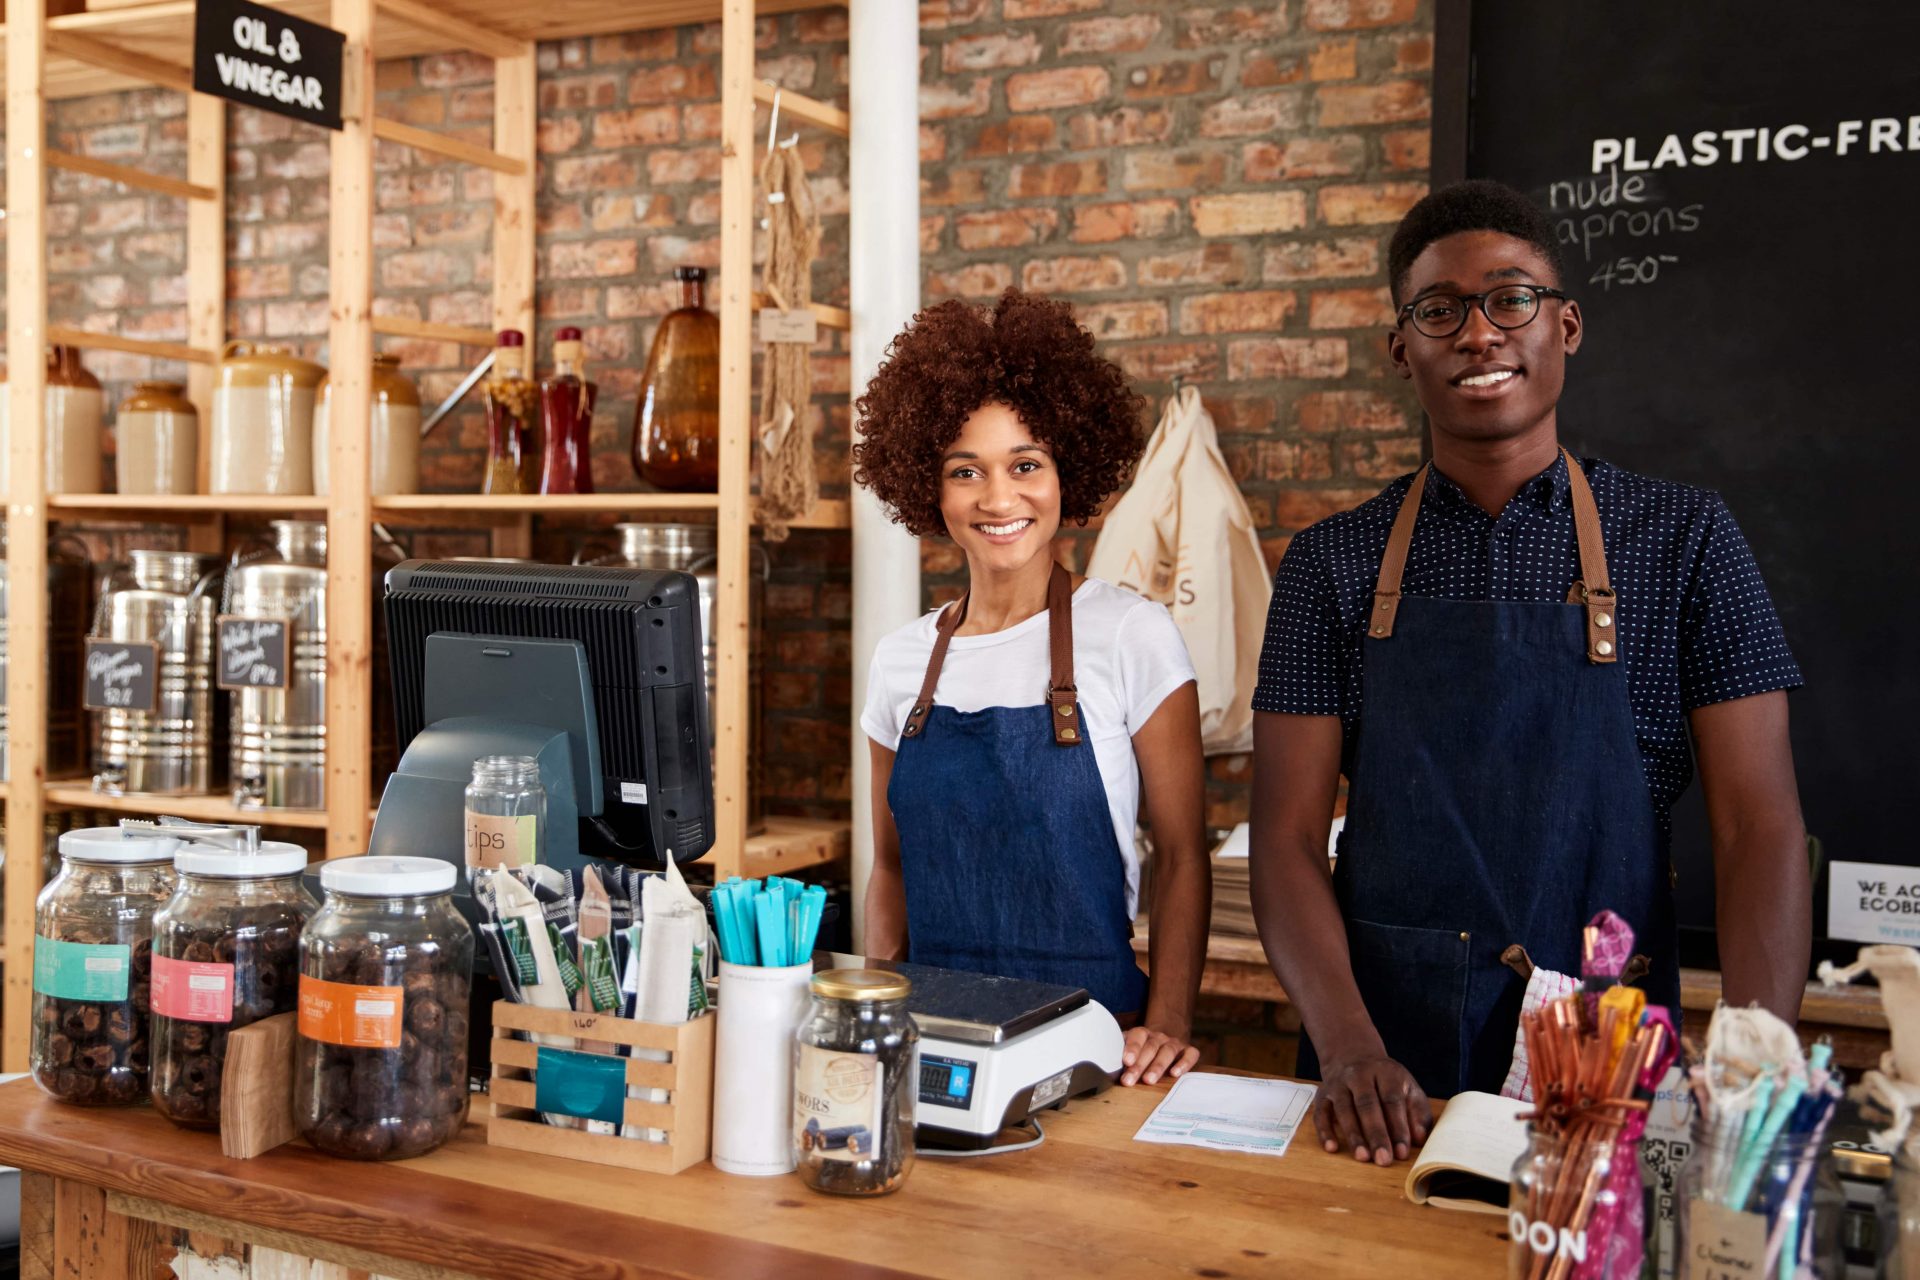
[217,616,292,691]
[84,640,159,713]
[193,0,344,131]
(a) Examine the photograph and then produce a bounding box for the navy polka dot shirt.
[1253,454,1802,821]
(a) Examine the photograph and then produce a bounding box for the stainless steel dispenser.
[227,520,328,810]
[93,550,220,796]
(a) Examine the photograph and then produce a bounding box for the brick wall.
[916,0,1431,829]
[7,0,1432,832]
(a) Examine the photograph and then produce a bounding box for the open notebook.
[1404,1091,1531,1215]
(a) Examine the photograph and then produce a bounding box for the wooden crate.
[487,1002,714,1174]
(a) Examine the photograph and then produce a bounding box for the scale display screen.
[919,1054,976,1110]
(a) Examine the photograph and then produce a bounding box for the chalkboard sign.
[193,0,343,131]
[84,641,158,714]
[216,616,291,691]
[1446,1,1919,963]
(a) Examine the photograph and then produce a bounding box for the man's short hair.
[1387,179,1564,305]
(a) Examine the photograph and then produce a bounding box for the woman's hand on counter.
[1119,1024,1200,1086]
[1311,1054,1431,1166]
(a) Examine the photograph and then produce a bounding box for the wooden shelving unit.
[2,0,855,1068]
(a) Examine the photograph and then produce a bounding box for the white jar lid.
[319,855,456,897]
[174,841,310,878]
[58,827,183,864]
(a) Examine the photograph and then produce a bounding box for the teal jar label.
[32,935,132,1002]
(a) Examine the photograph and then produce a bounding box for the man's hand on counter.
[1120,1024,1200,1087]
[1311,1054,1432,1166]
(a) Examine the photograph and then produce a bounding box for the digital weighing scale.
[837,959,1126,1149]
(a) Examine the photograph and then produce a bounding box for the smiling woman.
[853,290,1212,1090]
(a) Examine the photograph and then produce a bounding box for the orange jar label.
[298,975,403,1049]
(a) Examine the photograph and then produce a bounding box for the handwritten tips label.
[1686,1199,1766,1279]
[84,640,158,713]
[1828,860,1920,945]
[217,615,291,690]
[192,0,343,130]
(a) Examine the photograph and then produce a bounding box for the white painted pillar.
[848,0,921,951]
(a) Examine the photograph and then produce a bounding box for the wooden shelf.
[6,0,840,100]
[370,493,852,529]
[43,783,333,831]
[741,814,848,879]
[47,493,327,517]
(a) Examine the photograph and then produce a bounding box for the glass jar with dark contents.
[30,827,180,1105]
[295,856,473,1160]
[150,839,315,1128]
[793,969,918,1196]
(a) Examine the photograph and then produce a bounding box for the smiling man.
[1247,180,1810,1165]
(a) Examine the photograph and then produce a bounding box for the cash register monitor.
[373,559,714,877]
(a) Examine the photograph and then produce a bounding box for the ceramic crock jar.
[0,346,107,494]
[116,381,198,496]
[209,341,325,495]
[313,353,421,497]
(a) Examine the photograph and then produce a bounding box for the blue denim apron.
[1298,453,1677,1099]
[887,564,1150,1016]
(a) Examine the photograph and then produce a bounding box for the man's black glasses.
[1396,285,1571,339]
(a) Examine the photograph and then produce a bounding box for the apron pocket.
[1344,917,1471,1099]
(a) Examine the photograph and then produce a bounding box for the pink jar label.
[151,955,235,1023]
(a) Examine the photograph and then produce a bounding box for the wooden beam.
[714,0,755,878]
[5,0,49,1075]
[43,30,191,92]
[751,294,851,332]
[186,93,225,499]
[492,39,535,340]
[45,148,216,201]
[326,0,376,860]
[371,0,523,60]
[371,117,525,175]
[371,315,495,347]
[752,79,850,138]
[44,326,213,365]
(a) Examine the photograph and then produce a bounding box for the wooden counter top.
[0,1074,1503,1279]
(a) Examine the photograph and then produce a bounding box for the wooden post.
[325,0,376,858]
[489,44,535,565]
[4,0,50,1071]
[713,0,756,877]
[185,92,226,556]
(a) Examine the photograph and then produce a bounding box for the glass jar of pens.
[1674,1025,1844,1279]
[708,875,828,1176]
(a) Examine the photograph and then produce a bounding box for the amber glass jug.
[631,266,720,492]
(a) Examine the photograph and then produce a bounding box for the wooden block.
[221,1013,299,1159]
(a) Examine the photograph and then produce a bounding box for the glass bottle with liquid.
[482,331,536,496]
[631,266,720,492]
[538,327,597,495]
[463,755,545,876]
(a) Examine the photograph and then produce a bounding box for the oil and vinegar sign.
[194,0,344,130]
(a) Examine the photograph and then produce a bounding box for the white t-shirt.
[861,577,1196,917]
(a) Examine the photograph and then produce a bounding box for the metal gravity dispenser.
[92,551,222,796]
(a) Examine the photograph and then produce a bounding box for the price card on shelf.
[84,640,158,714]
[216,616,292,691]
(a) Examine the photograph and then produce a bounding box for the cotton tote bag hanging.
[1088,385,1271,755]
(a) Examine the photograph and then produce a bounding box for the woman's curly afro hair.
[853,288,1145,538]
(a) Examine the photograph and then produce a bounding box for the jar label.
[466,812,537,871]
[152,956,235,1023]
[1686,1199,1767,1279]
[32,935,131,1002]
[297,975,403,1049]
[794,1043,886,1164]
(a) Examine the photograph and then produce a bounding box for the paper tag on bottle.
[794,1044,887,1164]
[758,309,819,345]
[32,935,131,1002]
[466,811,537,870]
[1686,1199,1767,1279]
[298,976,404,1049]
[151,955,235,1023]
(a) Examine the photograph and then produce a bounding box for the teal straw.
[755,892,785,967]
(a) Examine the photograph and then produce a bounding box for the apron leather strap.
[900,562,1083,744]
[1368,451,1619,663]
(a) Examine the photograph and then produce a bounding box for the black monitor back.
[384,559,714,864]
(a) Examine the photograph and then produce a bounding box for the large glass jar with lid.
[149,836,315,1129]
[295,856,473,1160]
[30,827,181,1105]
[463,755,545,877]
[792,969,918,1196]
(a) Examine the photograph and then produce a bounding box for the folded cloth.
[1500,964,1580,1101]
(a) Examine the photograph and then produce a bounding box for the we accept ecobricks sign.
[193,0,344,130]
